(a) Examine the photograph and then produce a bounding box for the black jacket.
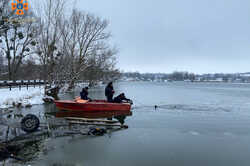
[80,89,88,100]
[105,86,114,97]
[113,94,130,103]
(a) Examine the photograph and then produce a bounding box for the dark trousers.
[107,95,113,102]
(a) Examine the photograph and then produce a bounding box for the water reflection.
[54,110,132,119]
[1,93,133,164]
[32,82,250,166]
[1,84,134,165]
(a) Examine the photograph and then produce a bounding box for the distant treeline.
[0,58,120,83]
[122,71,195,81]
[122,71,250,82]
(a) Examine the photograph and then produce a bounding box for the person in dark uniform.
[80,87,91,100]
[105,82,115,102]
[113,93,132,104]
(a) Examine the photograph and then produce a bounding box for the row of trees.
[0,0,120,89]
[123,71,250,83]
[169,71,195,81]
[122,71,196,81]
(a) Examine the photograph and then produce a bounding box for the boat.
[54,99,132,113]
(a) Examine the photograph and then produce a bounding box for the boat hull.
[54,100,131,112]
[55,110,132,119]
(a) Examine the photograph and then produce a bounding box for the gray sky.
[76,0,250,73]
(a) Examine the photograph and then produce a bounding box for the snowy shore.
[0,87,45,109]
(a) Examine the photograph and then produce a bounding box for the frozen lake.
[8,81,250,166]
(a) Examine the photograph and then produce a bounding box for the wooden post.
[19,85,21,91]
[5,126,10,142]
[26,84,28,90]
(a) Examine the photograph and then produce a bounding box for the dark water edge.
[2,81,250,166]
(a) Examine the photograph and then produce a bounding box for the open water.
[10,81,250,166]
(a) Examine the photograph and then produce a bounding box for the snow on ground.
[0,87,45,109]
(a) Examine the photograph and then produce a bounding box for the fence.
[0,80,87,91]
[0,80,48,91]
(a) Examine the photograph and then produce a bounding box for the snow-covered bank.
[0,87,45,109]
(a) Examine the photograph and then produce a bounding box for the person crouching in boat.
[113,93,133,104]
[80,87,91,101]
[105,82,115,102]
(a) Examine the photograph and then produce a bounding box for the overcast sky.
[76,0,250,73]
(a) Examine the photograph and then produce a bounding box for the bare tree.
[82,47,119,85]
[35,0,65,85]
[0,1,39,80]
[0,50,4,74]
[0,0,9,19]
[33,1,119,93]
[59,10,113,89]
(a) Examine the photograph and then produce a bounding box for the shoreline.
[0,87,45,109]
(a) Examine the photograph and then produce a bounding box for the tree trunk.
[68,79,75,91]
[7,57,12,80]
[45,86,60,100]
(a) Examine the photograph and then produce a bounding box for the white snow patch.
[59,83,70,93]
[43,95,54,100]
[75,82,89,88]
[0,87,45,108]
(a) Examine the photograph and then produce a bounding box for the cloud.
[76,0,250,73]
